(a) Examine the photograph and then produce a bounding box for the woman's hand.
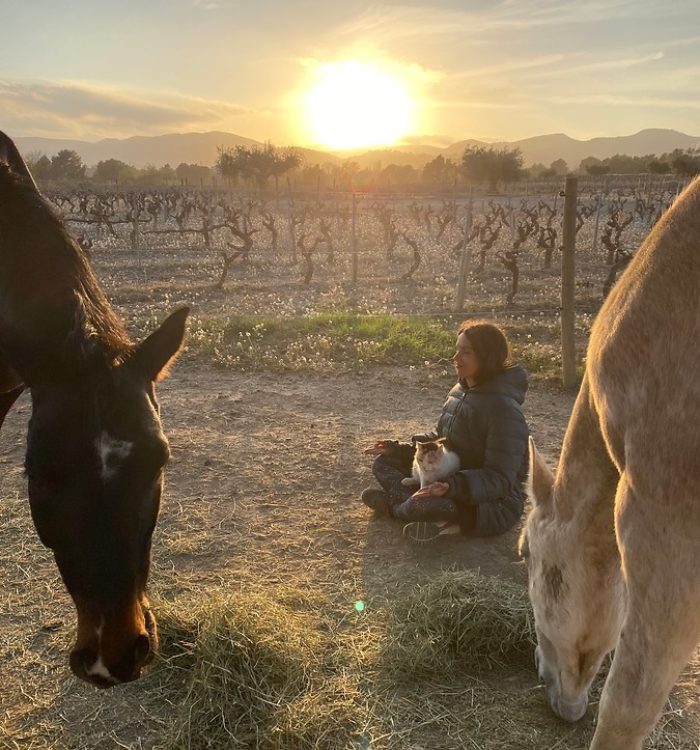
[411,481,450,500]
[363,440,394,456]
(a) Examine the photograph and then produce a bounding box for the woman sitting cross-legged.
[362,320,530,543]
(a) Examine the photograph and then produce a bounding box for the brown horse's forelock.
[73,281,134,364]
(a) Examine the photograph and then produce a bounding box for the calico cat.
[401,438,460,489]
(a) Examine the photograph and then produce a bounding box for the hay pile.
[152,590,365,750]
[381,570,536,681]
[145,575,696,750]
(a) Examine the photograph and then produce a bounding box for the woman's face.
[453,333,480,382]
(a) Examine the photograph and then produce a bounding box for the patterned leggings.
[371,444,461,523]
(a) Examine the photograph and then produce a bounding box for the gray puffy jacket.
[418,365,529,536]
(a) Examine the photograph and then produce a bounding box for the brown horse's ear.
[0,131,40,190]
[527,436,554,506]
[132,307,190,382]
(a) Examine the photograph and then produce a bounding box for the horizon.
[2,1,699,149]
[13,126,700,174]
[13,125,700,151]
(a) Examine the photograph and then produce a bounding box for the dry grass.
[127,572,698,750]
[380,570,536,680]
[1,371,698,750]
[149,589,367,750]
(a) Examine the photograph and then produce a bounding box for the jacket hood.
[460,364,528,405]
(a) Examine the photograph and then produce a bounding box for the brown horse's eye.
[28,476,54,495]
[27,476,64,549]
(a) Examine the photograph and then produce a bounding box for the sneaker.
[402,521,447,544]
[360,487,393,517]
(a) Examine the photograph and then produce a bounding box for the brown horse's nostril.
[69,648,92,681]
[142,606,159,664]
[134,633,152,666]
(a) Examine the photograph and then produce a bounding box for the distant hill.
[442,129,700,168]
[15,128,700,171]
[346,149,438,170]
[15,131,340,169]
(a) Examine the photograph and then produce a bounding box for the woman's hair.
[457,319,512,384]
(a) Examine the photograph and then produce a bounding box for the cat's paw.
[401,477,419,487]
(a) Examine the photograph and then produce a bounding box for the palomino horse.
[0,131,189,687]
[520,174,700,749]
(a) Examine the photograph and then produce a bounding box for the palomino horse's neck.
[553,376,620,550]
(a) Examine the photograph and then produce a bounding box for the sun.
[302,60,415,151]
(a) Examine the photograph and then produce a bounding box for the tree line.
[25,142,700,191]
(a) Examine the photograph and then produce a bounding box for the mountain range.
[14,128,700,171]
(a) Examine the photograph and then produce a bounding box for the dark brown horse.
[0,131,189,687]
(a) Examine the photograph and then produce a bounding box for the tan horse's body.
[521,176,700,749]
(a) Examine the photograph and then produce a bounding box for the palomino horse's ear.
[132,307,190,382]
[0,131,40,191]
[527,436,554,506]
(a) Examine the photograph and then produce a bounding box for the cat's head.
[415,438,450,467]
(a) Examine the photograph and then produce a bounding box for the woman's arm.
[445,403,529,506]
[410,431,438,445]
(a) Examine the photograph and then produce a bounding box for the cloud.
[544,93,700,110]
[296,54,442,86]
[0,79,257,140]
[336,0,663,43]
[449,55,564,80]
[531,52,665,79]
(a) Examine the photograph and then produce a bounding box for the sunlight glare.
[303,60,414,151]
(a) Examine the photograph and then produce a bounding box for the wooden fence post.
[351,193,358,284]
[561,175,578,389]
[453,188,474,312]
[592,194,602,252]
[287,178,296,264]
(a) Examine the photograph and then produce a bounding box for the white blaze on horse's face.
[85,620,118,685]
[520,440,625,724]
[96,432,133,482]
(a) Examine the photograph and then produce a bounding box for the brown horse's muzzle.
[70,598,159,687]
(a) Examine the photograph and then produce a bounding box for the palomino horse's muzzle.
[70,600,159,687]
[551,693,589,723]
[535,646,589,723]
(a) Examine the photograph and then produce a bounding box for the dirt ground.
[0,365,698,749]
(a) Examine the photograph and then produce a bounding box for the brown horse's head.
[25,308,189,687]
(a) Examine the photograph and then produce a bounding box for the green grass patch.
[182,313,455,373]
[174,312,573,379]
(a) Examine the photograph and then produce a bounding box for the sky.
[1,0,699,147]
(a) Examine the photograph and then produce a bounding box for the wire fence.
[47,175,689,320]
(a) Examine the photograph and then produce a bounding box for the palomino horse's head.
[25,308,189,687]
[519,439,625,722]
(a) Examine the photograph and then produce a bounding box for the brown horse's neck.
[0,169,132,384]
[553,376,620,553]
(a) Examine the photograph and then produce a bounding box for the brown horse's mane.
[0,164,133,362]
